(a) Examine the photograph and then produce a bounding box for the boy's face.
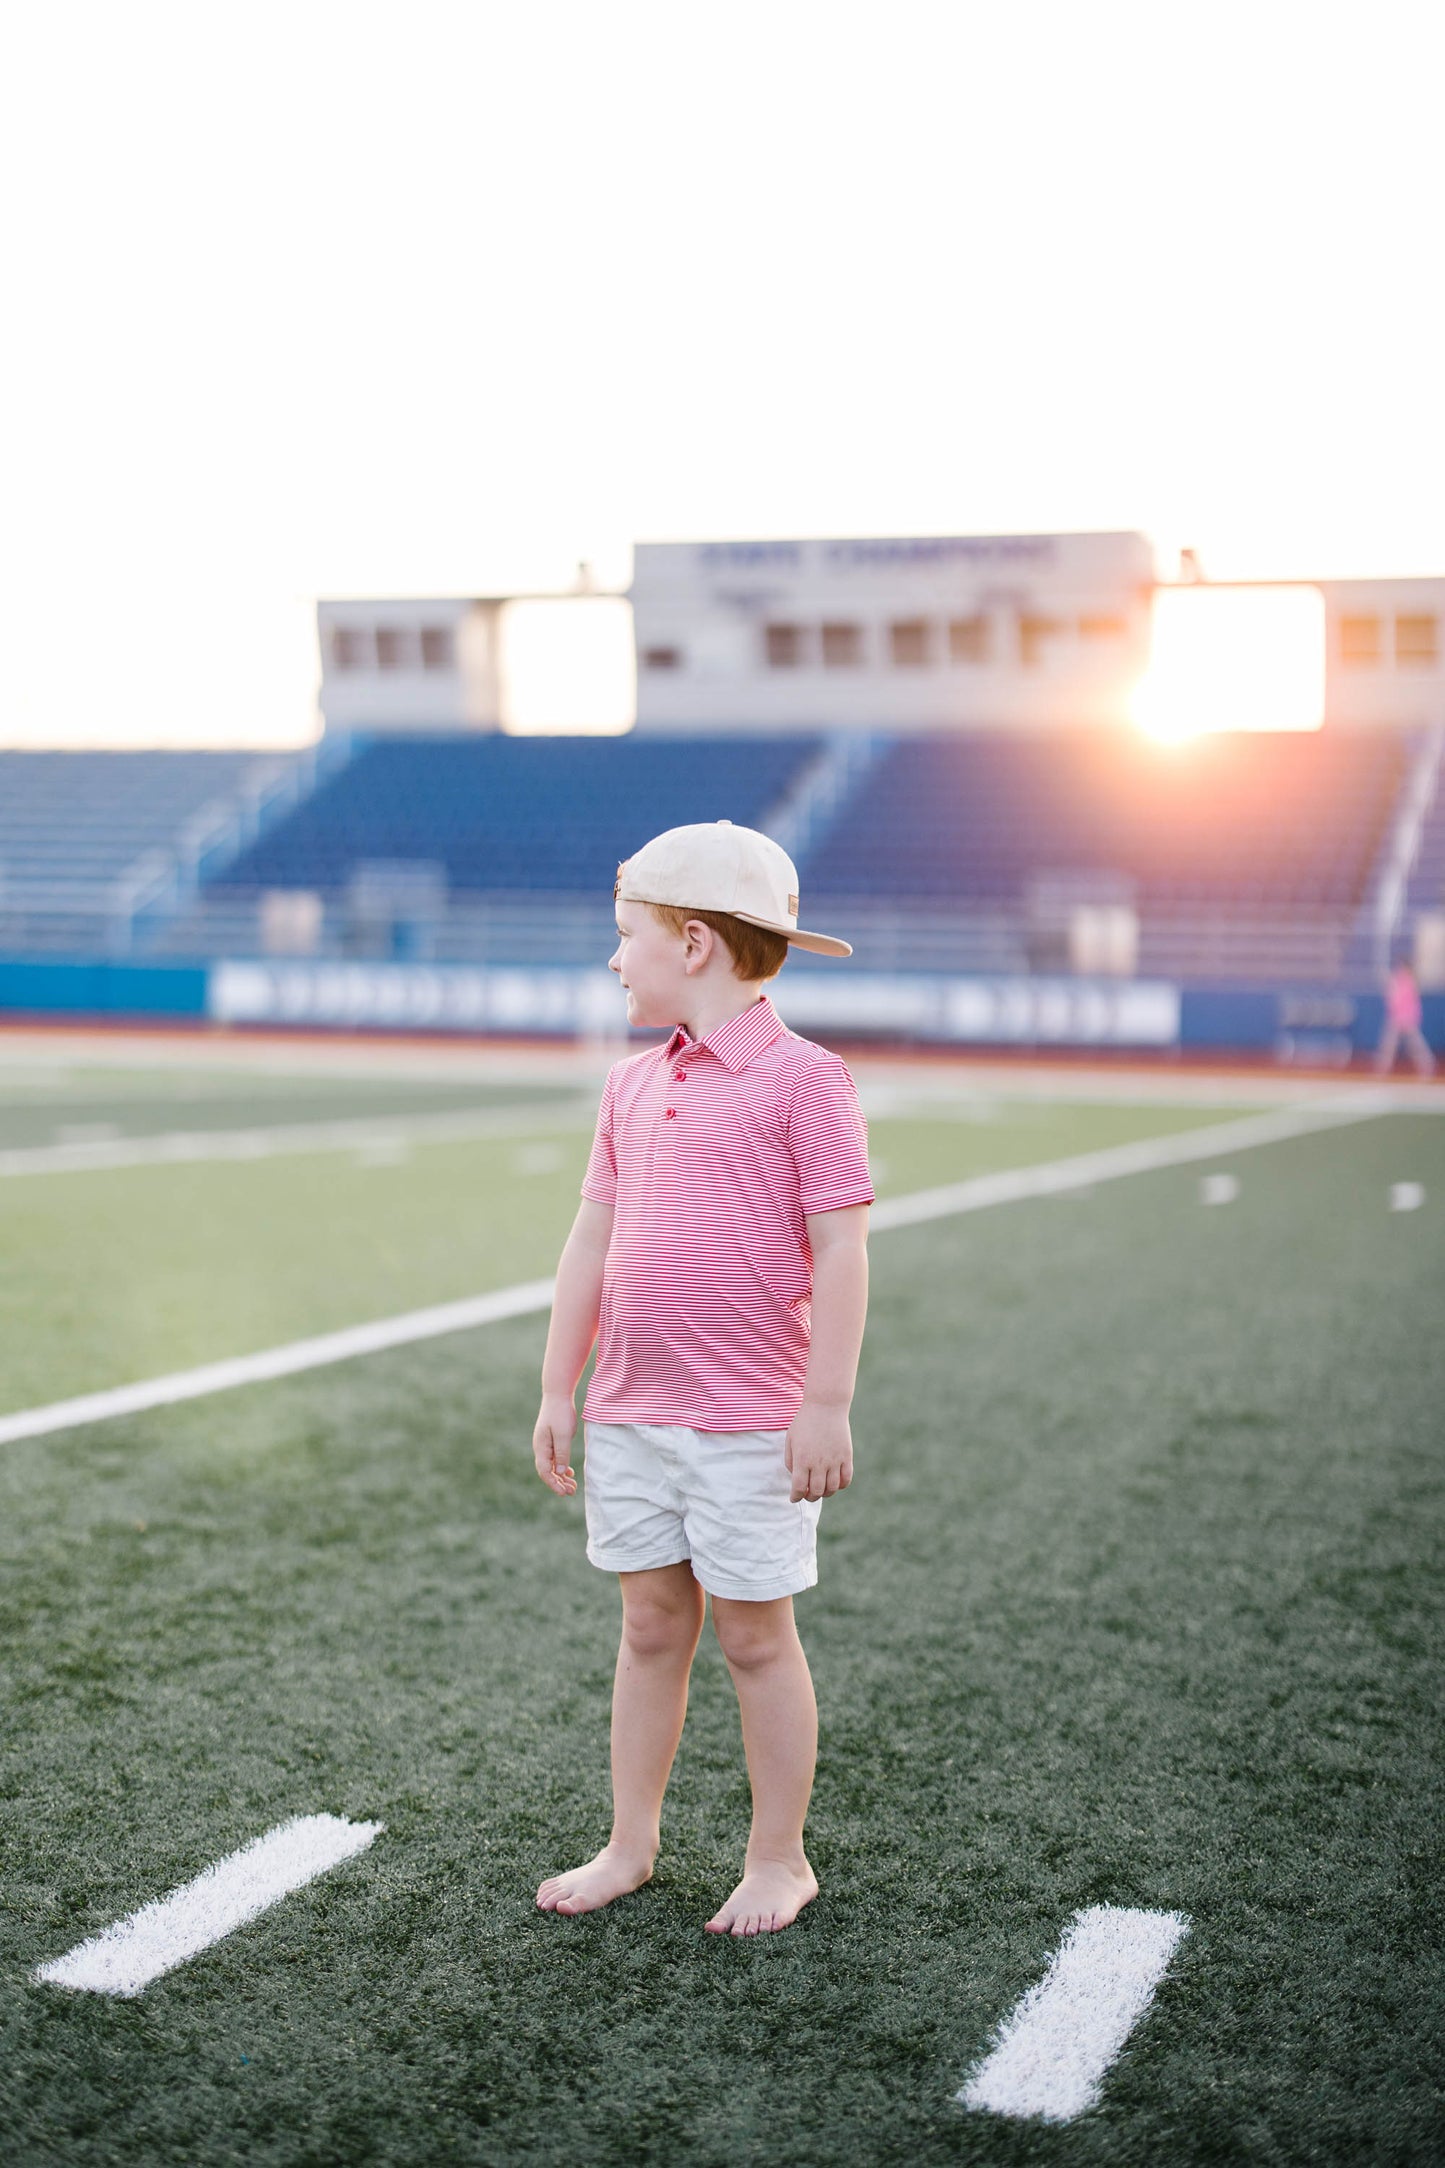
[609,905,693,1029]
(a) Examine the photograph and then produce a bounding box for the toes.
[540,1879,584,1912]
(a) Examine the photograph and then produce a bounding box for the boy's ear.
[682,918,714,972]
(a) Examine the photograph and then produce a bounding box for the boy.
[531,819,872,1937]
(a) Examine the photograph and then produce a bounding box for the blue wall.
[0,958,208,1019]
[1,954,1440,1056]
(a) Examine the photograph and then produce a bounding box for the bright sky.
[3,0,1442,748]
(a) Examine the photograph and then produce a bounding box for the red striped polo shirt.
[580,991,874,1431]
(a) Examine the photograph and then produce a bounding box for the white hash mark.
[34,1814,383,1998]
[959,1905,1190,2122]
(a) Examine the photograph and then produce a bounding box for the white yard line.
[0,1099,599,1178]
[959,1905,1191,2122]
[0,1027,622,1085]
[869,1097,1389,1231]
[0,1099,1389,1448]
[34,1814,382,1999]
[1,1080,1394,1187]
[0,1282,557,1446]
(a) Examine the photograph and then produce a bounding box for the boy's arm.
[787,1203,869,1504]
[533,1197,614,1495]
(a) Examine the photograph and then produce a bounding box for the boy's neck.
[678,985,767,1047]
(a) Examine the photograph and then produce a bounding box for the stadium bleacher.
[1404,761,1445,918]
[800,729,1408,908]
[0,749,287,953]
[793,726,1417,985]
[210,734,826,898]
[1,726,1431,988]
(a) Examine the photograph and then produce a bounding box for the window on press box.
[889,619,931,667]
[948,616,990,663]
[765,624,805,667]
[1019,615,1066,667]
[1395,615,1438,666]
[1339,615,1381,665]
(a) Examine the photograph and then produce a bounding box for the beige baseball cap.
[614,819,853,958]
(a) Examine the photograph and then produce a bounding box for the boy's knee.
[712,1602,792,1673]
[621,1583,703,1659]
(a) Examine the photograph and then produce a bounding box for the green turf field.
[1,1049,1441,2164]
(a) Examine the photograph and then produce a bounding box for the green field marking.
[5,1100,1264,1416]
[0,1113,1439,2164]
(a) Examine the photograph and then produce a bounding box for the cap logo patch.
[788,893,799,915]
[613,861,627,901]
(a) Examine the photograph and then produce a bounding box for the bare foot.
[704,1857,819,1937]
[536,1842,655,1916]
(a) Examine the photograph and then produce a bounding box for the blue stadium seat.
[798,729,1408,908]
[208,735,824,898]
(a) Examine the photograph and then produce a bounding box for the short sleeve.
[787,1053,874,1215]
[580,1066,618,1205]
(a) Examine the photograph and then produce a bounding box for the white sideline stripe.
[0,1098,599,1178]
[0,1282,556,1446]
[959,1905,1190,2122]
[868,1098,1387,1232]
[0,1100,1387,1448]
[34,1814,383,1999]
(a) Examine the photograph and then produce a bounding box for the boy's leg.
[537,1561,705,1915]
[705,1594,820,1936]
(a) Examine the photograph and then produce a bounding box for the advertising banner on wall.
[207,960,1181,1048]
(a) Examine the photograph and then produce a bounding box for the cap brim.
[730,910,852,958]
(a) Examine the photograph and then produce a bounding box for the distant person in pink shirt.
[1375,959,1435,1076]
[530,821,872,1937]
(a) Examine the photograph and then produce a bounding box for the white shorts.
[582,1420,822,1603]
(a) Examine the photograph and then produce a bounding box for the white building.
[316,597,503,731]
[630,531,1155,731]
[1316,575,1445,728]
[315,536,1445,736]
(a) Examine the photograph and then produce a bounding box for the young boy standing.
[531,819,872,1937]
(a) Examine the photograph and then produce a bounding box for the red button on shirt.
[674,1068,687,1081]
[579,992,874,1431]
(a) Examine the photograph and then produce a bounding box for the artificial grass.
[1,1111,1441,2162]
[0,1067,588,1150]
[1,1085,1258,1414]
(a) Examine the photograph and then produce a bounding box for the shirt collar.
[665,993,787,1073]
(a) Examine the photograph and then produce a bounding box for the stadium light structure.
[1131,583,1326,742]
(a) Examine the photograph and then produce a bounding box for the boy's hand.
[785,1403,853,1503]
[533,1393,579,1496]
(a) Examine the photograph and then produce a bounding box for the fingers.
[790,1460,853,1502]
[532,1424,578,1496]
